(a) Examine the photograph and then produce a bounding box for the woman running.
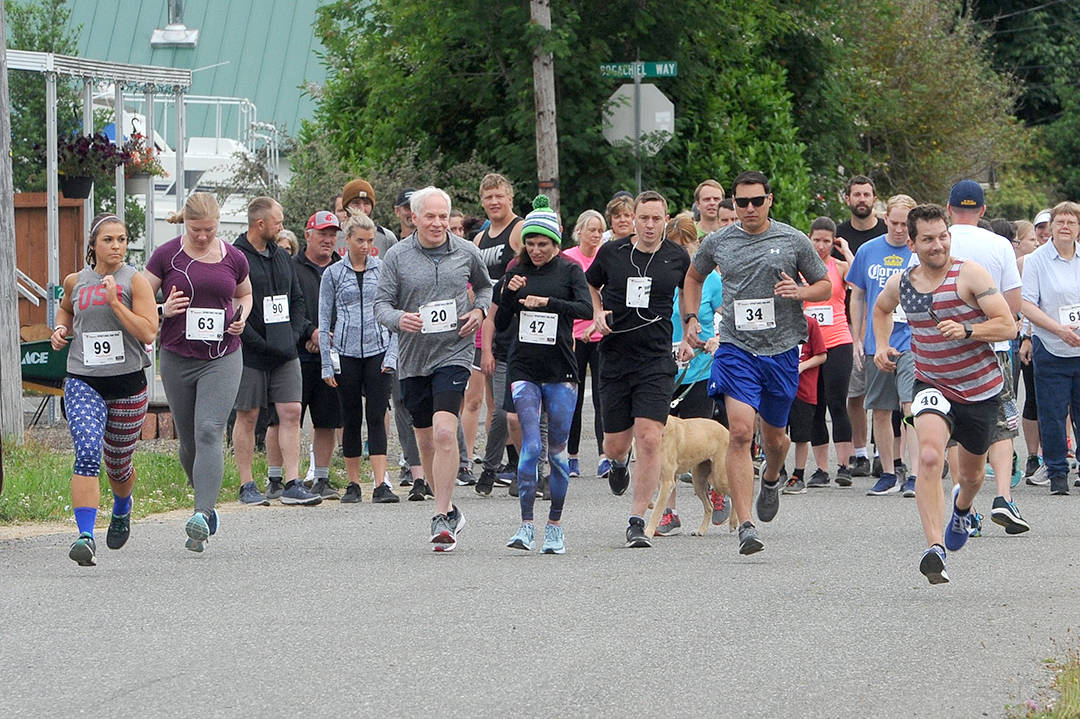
[145,192,252,552]
[51,214,158,566]
[497,197,592,553]
[318,212,394,502]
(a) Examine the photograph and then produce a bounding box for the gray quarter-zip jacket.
[373,231,492,379]
[318,253,391,379]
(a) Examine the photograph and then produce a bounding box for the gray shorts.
[865,351,915,410]
[234,358,303,410]
[848,359,869,398]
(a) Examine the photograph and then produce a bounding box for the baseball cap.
[342,179,375,209]
[306,210,341,231]
[1034,209,1051,226]
[395,188,415,208]
[948,180,984,210]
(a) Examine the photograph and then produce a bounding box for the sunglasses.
[734,195,768,208]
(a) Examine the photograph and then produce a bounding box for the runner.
[681,171,830,555]
[145,193,252,552]
[374,186,492,551]
[52,214,157,565]
[872,203,1016,584]
[497,197,592,553]
[319,212,396,503]
[586,190,690,549]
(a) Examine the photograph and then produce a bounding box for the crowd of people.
[51,170,1080,584]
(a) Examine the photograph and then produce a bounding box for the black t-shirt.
[585,237,690,373]
[835,217,887,257]
[495,256,592,384]
[489,279,515,363]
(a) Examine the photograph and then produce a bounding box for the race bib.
[185,307,225,341]
[626,277,652,308]
[519,311,558,345]
[912,387,951,417]
[805,305,834,326]
[420,299,457,333]
[892,304,908,324]
[1058,303,1080,326]
[263,295,290,324]
[83,330,124,367]
[734,298,776,331]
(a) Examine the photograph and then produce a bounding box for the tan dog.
[645,415,735,538]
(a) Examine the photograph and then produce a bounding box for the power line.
[984,0,1072,23]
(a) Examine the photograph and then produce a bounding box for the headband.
[90,215,122,236]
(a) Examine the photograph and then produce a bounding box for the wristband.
[963,323,973,339]
[53,324,68,335]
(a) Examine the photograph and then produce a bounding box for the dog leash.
[670,349,708,409]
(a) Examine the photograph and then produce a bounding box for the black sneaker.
[494,463,514,487]
[851,456,871,477]
[342,482,362,503]
[807,468,831,488]
[625,518,651,548]
[408,478,431,501]
[608,463,631,496]
[69,533,97,566]
[738,522,764,555]
[475,468,496,496]
[834,465,852,487]
[372,483,400,504]
[399,466,413,487]
[990,495,1030,534]
[1051,475,1070,496]
[266,478,286,500]
[106,512,131,550]
[1024,454,1041,478]
[310,477,341,500]
[871,456,883,477]
[756,464,781,522]
[456,466,477,486]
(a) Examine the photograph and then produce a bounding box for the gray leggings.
[160,348,243,514]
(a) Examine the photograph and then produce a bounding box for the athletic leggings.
[512,380,577,522]
[160,348,243,515]
[569,341,603,455]
[64,377,147,482]
[1021,356,1038,421]
[337,353,391,458]
[811,342,853,447]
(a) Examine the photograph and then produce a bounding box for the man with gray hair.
[374,186,493,551]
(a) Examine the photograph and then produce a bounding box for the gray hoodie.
[373,232,492,379]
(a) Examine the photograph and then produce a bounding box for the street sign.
[600,61,678,79]
[602,83,675,156]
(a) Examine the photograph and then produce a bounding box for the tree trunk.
[530,0,560,213]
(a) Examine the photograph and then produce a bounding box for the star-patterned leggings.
[64,377,147,482]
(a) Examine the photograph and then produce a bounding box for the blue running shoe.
[968,510,983,537]
[902,476,916,497]
[867,473,900,496]
[185,512,210,553]
[597,457,612,478]
[542,524,565,554]
[207,509,219,536]
[944,484,970,551]
[568,458,579,478]
[507,523,535,551]
[919,545,949,584]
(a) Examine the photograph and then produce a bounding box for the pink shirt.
[803,257,852,349]
[562,245,602,341]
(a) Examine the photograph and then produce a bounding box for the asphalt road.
[3,428,1079,718]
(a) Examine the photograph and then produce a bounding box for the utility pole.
[0,0,25,482]
[530,0,560,212]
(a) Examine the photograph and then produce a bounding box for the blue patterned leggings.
[511,380,577,522]
[64,377,147,481]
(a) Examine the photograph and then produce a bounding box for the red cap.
[306,210,340,231]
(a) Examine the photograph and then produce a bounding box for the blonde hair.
[166,192,221,224]
[665,212,698,249]
[343,211,376,239]
[572,210,605,243]
[886,194,917,214]
[479,173,513,197]
[1051,201,1080,223]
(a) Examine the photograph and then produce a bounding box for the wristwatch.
[683,313,697,324]
[963,322,973,339]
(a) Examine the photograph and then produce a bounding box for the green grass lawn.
[1,438,364,526]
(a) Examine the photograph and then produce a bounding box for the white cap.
[1034,209,1052,226]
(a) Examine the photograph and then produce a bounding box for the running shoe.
[944,484,970,552]
[238,481,270,506]
[625,518,652,548]
[456,467,477,486]
[542,524,566,554]
[266,478,286,500]
[408,478,431,501]
[782,475,806,494]
[608,462,631,496]
[185,511,210,553]
[850,455,872,477]
[1024,454,1042,479]
[919,545,949,585]
[568,458,580,478]
[990,496,1030,534]
[677,471,694,484]
[207,509,218,536]
[68,533,96,566]
[1011,452,1023,489]
[756,466,781,523]
[507,523,535,551]
[280,479,323,506]
[508,476,520,497]
[495,463,515,486]
[871,456,883,477]
[342,482,363,503]
[738,522,764,555]
[867,474,900,496]
[372,483,400,504]
[834,465,852,487]
[106,512,130,550]
[968,510,983,537]
[655,509,682,536]
[1026,464,1050,487]
[399,466,414,487]
[430,514,456,552]
[1051,475,1070,495]
[310,478,341,500]
[710,489,730,525]
[902,476,916,497]
[807,469,830,488]
[475,468,496,496]
[597,457,613,478]
[448,505,466,537]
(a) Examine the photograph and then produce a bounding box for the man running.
[681,171,830,555]
[872,204,1016,584]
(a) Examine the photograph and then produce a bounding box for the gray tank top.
[67,264,151,376]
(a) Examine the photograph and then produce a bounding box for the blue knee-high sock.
[112,494,132,517]
[74,507,97,537]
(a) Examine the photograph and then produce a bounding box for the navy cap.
[395,188,415,207]
[948,180,984,210]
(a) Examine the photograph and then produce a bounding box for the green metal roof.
[65,0,329,141]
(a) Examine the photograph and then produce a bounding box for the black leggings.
[569,340,603,455]
[811,343,853,447]
[337,353,391,458]
[1022,356,1038,421]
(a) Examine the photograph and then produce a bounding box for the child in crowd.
[783,315,827,494]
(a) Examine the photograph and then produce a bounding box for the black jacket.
[234,232,306,370]
[292,251,339,362]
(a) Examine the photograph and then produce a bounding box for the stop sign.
[602,83,675,156]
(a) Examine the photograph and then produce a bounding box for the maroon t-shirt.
[146,236,250,360]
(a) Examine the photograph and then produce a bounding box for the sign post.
[600,61,677,194]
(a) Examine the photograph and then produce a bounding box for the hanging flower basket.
[58,173,94,199]
[125,173,151,195]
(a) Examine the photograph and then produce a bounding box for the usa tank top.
[67,264,151,377]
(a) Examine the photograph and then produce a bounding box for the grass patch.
[1,437,367,527]
[1008,636,1080,718]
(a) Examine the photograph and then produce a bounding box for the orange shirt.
[803,257,852,348]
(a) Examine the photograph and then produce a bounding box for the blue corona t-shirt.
[845,235,912,354]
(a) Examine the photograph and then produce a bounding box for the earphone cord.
[608,235,663,334]
[170,237,229,359]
